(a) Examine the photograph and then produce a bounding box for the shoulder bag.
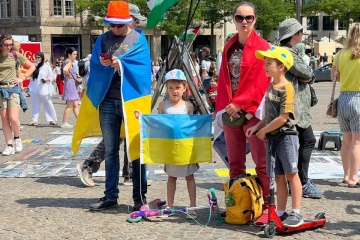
[326,51,342,117]
[222,111,248,127]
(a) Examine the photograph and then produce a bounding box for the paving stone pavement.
[1,83,360,239]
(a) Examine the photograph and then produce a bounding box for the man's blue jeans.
[99,99,147,201]
[132,159,147,203]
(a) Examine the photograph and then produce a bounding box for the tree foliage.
[157,0,202,38]
[302,0,360,29]
[247,0,295,40]
[73,0,296,41]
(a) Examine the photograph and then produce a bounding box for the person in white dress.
[28,52,57,126]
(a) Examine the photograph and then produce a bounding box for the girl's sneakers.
[2,146,15,156]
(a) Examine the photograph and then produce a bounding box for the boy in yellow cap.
[246,46,303,227]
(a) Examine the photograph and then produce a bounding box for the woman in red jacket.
[216,2,271,225]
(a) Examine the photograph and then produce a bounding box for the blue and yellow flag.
[71,30,152,161]
[140,114,212,165]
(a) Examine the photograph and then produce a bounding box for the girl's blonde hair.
[166,79,188,101]
[13,41,20,51]
[345,23,360,60]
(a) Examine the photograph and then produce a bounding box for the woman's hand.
[11,77,24,85]
[225,103,241,118]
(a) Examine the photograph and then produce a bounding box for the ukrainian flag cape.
[140,114,212,165]
[71,30,152,161]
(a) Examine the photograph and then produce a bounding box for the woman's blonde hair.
[345,23,360,60]
[13,41,20,51]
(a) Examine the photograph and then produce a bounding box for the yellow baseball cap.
[255,46,294,70]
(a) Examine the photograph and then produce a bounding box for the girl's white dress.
[163,100,199,177]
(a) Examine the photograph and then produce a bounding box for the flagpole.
[177,0,200,68]
[187,26,201,51]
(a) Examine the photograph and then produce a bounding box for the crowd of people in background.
[294,44,338,70]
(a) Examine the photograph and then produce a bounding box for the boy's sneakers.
[2,146,15,156]
[89,197,118,211]
[302,179,323,199]
[282,211,304,227]
[14,138,23,153]
[254,209,268,227]
[76,163,95,187]
[279,212,289,221]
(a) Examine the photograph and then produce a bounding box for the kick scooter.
[263,130,326,238]
[127,188,223,225]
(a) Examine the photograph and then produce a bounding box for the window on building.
[0,0,10,19]
[65,0,74,17]
[23,0,29,17]
[54,0,62,16]
[18,0,36,17]
[338,20,345,30]
[30,0,36,16]
[323,16,334,30]
[307,16,319,30]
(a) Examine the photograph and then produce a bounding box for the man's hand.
[111,58,120,71]
[100,56,112,66]
[134,110,142,119]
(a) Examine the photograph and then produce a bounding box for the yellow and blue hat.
[165,69,187,82]
[255,46,294,70]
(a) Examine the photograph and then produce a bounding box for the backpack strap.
[242,176,263,221]
[12,50,20,77]
[12,51,19,68]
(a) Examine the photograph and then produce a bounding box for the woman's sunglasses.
[2,43,14,48]
[234,15,255,23]
[110,23,125,28]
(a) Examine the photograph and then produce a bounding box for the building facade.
[0,0,222,62]
[0,1,347,62]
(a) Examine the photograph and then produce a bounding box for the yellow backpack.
[222,174,263,225]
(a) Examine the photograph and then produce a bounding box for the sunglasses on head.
[2,43,14,48]
[234,15,255,23]
[110,23,125,28]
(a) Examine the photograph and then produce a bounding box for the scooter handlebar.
[209,188,217,201]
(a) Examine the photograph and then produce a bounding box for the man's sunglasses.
[110,23,125,28]
[234,15,255,23]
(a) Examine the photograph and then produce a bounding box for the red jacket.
[216,30,270,115]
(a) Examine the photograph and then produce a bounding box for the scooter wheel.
[264,222,276,238]
[127,212,143,223]
[314,212,326,220]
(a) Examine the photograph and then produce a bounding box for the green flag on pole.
[146,0,179,29]
[179,25,202,41]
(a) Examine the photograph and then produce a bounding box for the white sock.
[277,210,285,216]
[292,209,300,214]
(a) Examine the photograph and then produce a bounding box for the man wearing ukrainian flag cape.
[71,1,151,211]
